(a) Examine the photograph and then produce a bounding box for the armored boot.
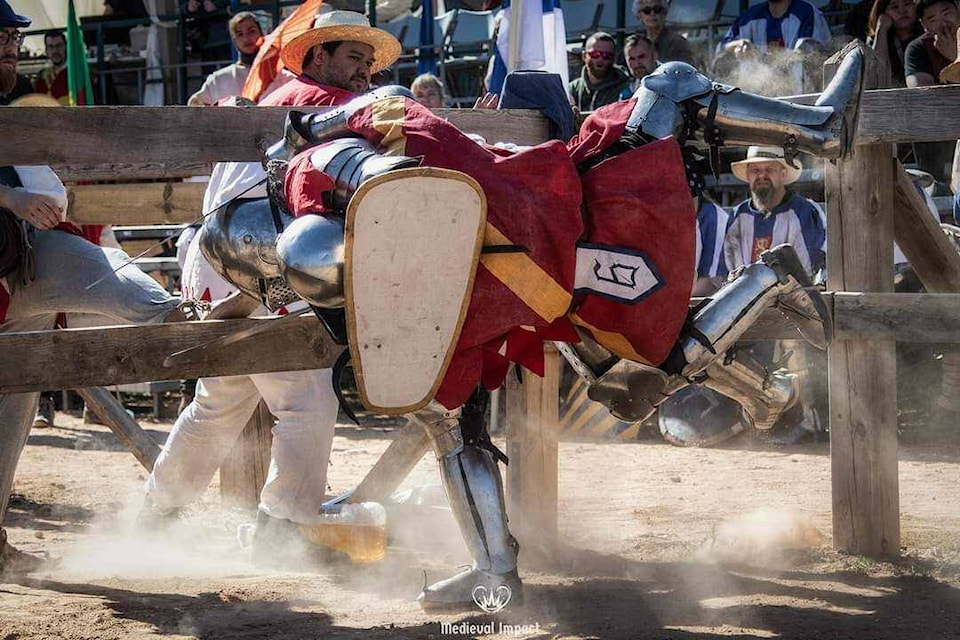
[627,46,863,162]
[412,392,522,612]
[562,244,829,428]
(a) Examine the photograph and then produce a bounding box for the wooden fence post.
[505,345,560,559]
[824,43,900,557]
[219,400,274,510]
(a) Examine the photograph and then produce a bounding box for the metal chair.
[440,9,497,105]
[564,0,605,42]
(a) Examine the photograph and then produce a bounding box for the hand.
[186,0,199,12]
[729,39,755,59]
[876,13,893,33]
[202,0,216,12]
[473,92,499,109]
[5,190,63,230]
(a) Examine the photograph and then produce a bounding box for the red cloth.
[258,76,355,107]
[567,100,696,365]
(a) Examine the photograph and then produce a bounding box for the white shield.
[345,168,486,415]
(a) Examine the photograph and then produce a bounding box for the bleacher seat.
[597,2,641,33]
[564,0,604,42]
[667,0,726,27]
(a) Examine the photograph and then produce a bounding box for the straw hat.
[8,93,62,107]
[730,146,803,185]
[280,10,401,77]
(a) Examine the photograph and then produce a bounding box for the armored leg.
[627,47,862,161]
[412,391,521,611]
[563,244,827,429]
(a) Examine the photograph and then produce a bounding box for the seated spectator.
[0,28,32,106]
[724,146,826,278]
[621,33,658,95]
[868,0,924,87]
[718,0,832,58]
[569,32,632,112]
[631,0,698,67]
[692,197,729,296]
[33,31,69,103]
[905,0,959,86]
[411,72,446,109]
[188,11,264,106]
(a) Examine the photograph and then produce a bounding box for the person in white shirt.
[187,11,263,106]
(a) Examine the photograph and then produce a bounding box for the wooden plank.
[53,162,213,182]
[892,164,960,293]
[505,345,560,559]
[68,182,207,225]
[219,400,274,510]
[824,43,900,559]
[0,107,550,165]
[0,317,343,394]
[833,293,960,342]
[348,419,432,504]
[75,386,161,471]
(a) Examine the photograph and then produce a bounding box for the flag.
[65,0,94,106]
[417,0,437,76]
[242,0,324,102]
[486,0,568,95]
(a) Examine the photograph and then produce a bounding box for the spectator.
[724,146,826,277]
[692,197,729,296]
[569,32,632,112]
[718,0,832,57]
[868,0,924,87]
[411,72,445,108]
[905,0,959,86]
[0,27,31,106]
[631,0,698,67]
[188,11,264,106]
[622,33,657,95]
[102,0,149,47]
[33,32,69,104]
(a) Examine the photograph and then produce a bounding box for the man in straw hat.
[726,146,826,277]
[140,10,408,566]
[0,0,184,577]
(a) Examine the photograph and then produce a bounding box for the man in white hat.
[141,10,403,564]
[725,146,826,277]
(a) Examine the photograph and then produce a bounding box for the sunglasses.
[640,6,667,15]
[0,30,24,47]
[586,50,615,60]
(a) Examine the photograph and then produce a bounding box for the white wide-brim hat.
[730,146,803,185]
[280,9,401,77]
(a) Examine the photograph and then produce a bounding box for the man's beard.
[752,183,777,210]
[0,65,17,95]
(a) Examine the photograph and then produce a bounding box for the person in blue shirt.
[693,198,729,296]
[725,146,826,278]
[718,0,832,57]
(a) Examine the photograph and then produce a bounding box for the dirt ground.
[1,412,959,640]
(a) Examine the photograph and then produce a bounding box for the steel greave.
[702,352,798,430]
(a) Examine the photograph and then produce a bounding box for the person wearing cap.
[725,146,826,278]
[141,9,403,566]
[187,12,265,106]
[0,0,183,577]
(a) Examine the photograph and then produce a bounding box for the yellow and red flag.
[242,0,323,103]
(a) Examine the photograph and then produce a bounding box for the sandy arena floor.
[1,412,958,639]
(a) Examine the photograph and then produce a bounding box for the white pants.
[145,367,339,524]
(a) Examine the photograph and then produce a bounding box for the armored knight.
[195,48,863,610]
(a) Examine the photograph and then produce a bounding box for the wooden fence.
[2,44,960,557]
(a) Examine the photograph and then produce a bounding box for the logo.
[472,584,511,613]
[573,243,663,304]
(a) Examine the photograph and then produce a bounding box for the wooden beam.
[505,345,560,560]
[0,317,344,394]
[833,293,960,342]
[347,418,432,504]
[75,386,161,471]
[892,163,960,293]
[67,181,207,225]
[220,401,274,510]
[53,162,213,183]
[824,43,900,559]
[0,107,551,165]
